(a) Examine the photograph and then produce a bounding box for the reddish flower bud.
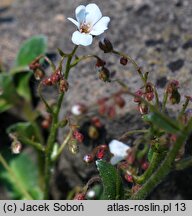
[141,162,149,170]
[134,90,143,103]
[73,130,84,143]
[98,104,107,115]
[145,92,154,101]
[98,67,110,82]
[74,193,86,200]
[185,95,192,102]
[97,97,109,105]
[83,154,94,163]
[59,79,69,93]
[99,38,113,53]
[107,106,116,119]
[114,95,126,108]
[34,69,44,80]
[42,77,53,86]
[41,120,50,129]
[91,117,102,128]
[96,148,105,159]
[145,82,153,93]
[126,152,135,165]
[96,58,106,67]
[124,174,133,183]
[170,134,177,143]
[166,80,179,94]
[120,57,128,65]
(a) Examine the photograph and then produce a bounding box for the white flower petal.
[90,16,110,36]
[71,104,81,115]
[67,17,79,28]
[109,140,130,157]
[110,156,124,165]
[85,3,102,25]
[109,140,130,165]
[75,5,86,24]
[72,31,93,46]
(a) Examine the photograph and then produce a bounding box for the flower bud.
[99,38,113,53]
[83,154,94,163]
[145,82,153,93]
[41,115,52,129]
[141,161,149,170]
[71,103,87,116]
[107,106,116,118]
[120,57,128,65]
[11,141,22,154]
[59,118,68,128]
[74,193,86,200]
[169,89,181,104]
[42,77,53,86]
[96,148,105,159]
[88,125,99,140]
[91,116,102,128]
[96,58,106,67]
[73,130,84,143]
[166,80,179,94]
[34,69,44,80]
[114,94,126,108]
[98,104,107,115]
[68,139,79,154]
[98,67,110,82]
[145,92,154,101]
[138,102,148,114]
[124,174,133,183]
[59,79,69,93]
[134,90,143,103]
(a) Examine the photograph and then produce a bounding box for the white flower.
[68,3,110,46]
[109,140,130,165]
[71,104,82,115]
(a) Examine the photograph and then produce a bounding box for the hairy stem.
[131,118,192,199]
[43,45,78,199]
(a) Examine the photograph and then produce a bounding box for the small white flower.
[109,140,130,165]
[68,3,110,46]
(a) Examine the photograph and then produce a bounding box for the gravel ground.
[0,0,192,110]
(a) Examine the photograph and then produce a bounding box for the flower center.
[80,23,91,34]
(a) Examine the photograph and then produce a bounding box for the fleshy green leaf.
[142,112,180,134]
[14,72,33,101]
[0,73,19,112]
[0,153,43,200]
[16,35,47,66]
[7,122,40,142]
[0,99,13,113]
[96,160,124,200]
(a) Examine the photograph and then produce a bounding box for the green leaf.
[0,99,13,113]
[14,72,33,101]
[16,35,47,67]
[142,112,180,134]
[0,153,43,200]
[7,122,40,142]
[147,147,154,162]
[96,160,124,200]
[0,73,19,112]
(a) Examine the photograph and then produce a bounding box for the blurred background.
[0,0,192,199]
